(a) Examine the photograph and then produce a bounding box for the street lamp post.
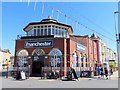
[114,11,120,78]
[6,59,9,78]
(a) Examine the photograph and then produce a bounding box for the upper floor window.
[27,25,69,38]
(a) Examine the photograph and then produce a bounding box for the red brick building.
[14,17,97,78]
[70,35,98,71]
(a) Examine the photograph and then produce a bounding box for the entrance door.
[31,49,45,76]
[32,60,44,75]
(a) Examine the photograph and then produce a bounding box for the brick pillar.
[64,39,67,77]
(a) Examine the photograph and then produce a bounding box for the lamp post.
[114,11,120,78]
[44,55,48,79]
[6,59,9,78]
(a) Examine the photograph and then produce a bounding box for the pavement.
[21,71,118,81]
[1,70,118,81]
[2,76,118,88]
[1,71,118,88]
[92,71,118,80]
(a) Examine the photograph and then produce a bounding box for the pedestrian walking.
[100,67,104,78]
[72,68,79,81]
[110,68,113,75]
[96,66,101,78]
[104,68,108,80]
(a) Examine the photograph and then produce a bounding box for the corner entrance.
[32,49,45,76]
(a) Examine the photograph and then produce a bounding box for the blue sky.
[2,2,118,55]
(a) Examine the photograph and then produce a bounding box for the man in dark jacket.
[104,68,108,79]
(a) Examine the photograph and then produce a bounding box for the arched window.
[32,49,45,56]
[49,49,62,67]
[32,49,45,61]
[83,54,87,68]
[79,54,82,67]
[73,51,77,67]
[16,49,28,67]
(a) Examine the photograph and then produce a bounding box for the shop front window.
[16,49,28,68]
[49,49,62,68]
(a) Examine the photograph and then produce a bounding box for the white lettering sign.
[24,40,53,48]
[76,43,86,52]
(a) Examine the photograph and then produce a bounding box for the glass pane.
[64,30,67,37]
[48,29,51,35]
[39,29,41,36]
[37,29,40,36]
[34,29,36,36]
[44,29,47,35]
[48,26,51,35]
[41,29,43,36]
[55,28,57,35]
[59,29,62,36]
[32,30,34,36]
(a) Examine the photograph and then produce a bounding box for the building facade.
[0,49,11,70]
[14,17,91,77]
[14,17,117,78]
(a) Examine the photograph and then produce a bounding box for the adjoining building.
[70,35,98,76]
[0,49,11,70]
[14,16,96,77]
[91,33,117,71]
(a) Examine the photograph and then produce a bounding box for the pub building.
[14,16,91,78]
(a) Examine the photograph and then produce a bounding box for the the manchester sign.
[24,40,53,48]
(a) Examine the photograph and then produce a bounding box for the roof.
[0,49,11,54]
[23,22,73,30]
[70,35,89,46]
[23,16,73,33]
[90,33,101,40]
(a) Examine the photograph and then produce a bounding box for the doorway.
[32,60,44,75]
[31,49,45,76]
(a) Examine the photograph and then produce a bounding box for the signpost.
[20,71,26,80]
